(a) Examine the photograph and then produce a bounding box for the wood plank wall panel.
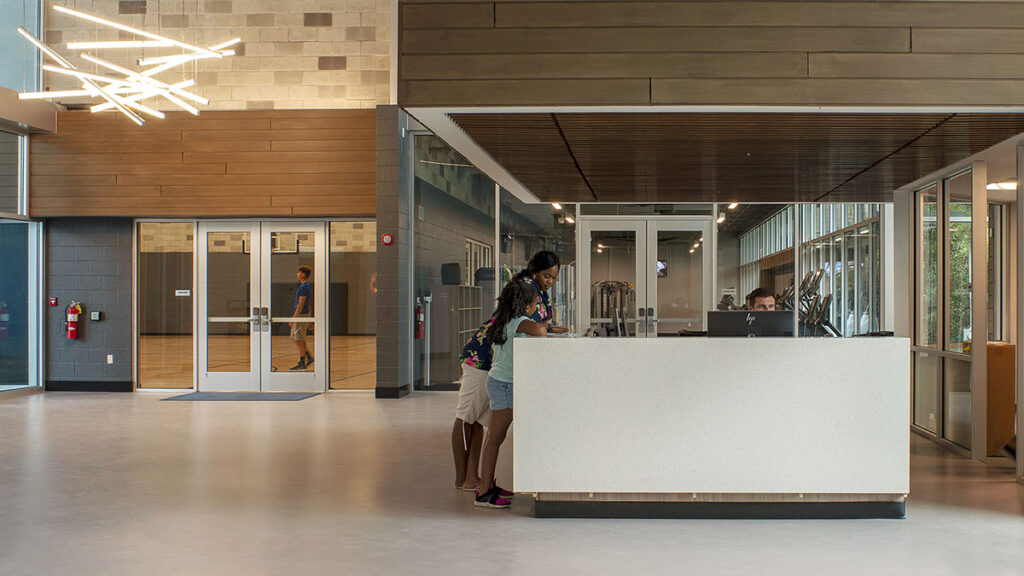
[0,133,19,214]
[400,1,1024,107]
[29,109,376,217]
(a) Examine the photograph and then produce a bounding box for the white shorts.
[454,364,491,427]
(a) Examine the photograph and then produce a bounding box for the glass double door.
[581,218,713,337]
[198,221,326,392]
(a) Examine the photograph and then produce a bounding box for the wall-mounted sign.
[175,290,191,297]
[381,233,394,246]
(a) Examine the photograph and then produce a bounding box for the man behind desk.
[746,287,776,311]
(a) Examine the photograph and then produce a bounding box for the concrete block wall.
[44,0,390,110]
[374,105,409,397]
[46,218,133,390]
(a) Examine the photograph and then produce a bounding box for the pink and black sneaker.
[474,485,511,508]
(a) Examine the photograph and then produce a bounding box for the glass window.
[137,222,194,388]
[0,131,19,215]
[0,0,40,93]
[413,135,496,388]
[944,357,972,449]
[329,221,377,390]
[945,172,972,354]
[500,189,576,328]
[916,186,938,347]
[579,204,712,216]
[987,204,1006,342]
[913,350,938,433]
[0,220,29,389]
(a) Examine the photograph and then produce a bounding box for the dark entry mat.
[162,392,320,401]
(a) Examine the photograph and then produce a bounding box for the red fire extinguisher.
[65,301,83,340]
[0,301,9,339]
[414,298,425,339]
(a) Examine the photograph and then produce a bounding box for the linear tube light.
[52,5,223,58]
[67,40,173,50]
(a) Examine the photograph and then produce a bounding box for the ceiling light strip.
[53,5,223,58]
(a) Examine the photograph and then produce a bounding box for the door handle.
[260,307,270,332]
[250,307,260,331]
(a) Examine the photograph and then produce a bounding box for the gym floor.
[0,390,1021,575]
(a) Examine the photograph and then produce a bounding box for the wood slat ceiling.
[449,113,1024,203]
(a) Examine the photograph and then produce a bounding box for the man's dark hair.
[746,287,776,306]
[297,265,312,279]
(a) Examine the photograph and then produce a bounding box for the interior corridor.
[1,391,1022,575]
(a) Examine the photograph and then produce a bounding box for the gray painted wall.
[46,218,132,385]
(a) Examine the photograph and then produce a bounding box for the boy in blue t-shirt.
[290,265,313,371]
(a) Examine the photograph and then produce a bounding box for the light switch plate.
[90,311,101,321]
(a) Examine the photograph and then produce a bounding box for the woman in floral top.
[450,251,568,491]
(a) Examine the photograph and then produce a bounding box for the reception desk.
[514,337,910,519]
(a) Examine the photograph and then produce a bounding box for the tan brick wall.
[44,0,390,111]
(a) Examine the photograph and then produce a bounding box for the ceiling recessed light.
[596,248,603,253]
[565,215,575,224]
[552,203,562,210]
[986,182,1017,190]
[728,203,738,209]
[692,242,700,249]
[716,213,726,224]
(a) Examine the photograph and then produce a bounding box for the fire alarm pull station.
[49,297,58,307]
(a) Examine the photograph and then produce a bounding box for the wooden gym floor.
[138,335,375,390]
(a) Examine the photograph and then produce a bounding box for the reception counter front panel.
[514,337,910,516]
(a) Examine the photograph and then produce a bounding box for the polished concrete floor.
[1,390,1023,575]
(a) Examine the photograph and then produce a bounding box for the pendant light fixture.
[16,4,240,126]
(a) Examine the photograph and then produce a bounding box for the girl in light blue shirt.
[475,280,547,508]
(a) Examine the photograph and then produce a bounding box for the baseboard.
[45,380,133,392]
[532,500,906,519]
[415,383,459,391]
[375,384,410,399]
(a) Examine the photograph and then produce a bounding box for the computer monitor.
[706,310,794,337]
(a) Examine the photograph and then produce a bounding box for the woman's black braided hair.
[513,250,560,282]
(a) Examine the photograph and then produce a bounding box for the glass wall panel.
[413,135,495,388]
[0,131,19,215]
[944,357,973,449]
[913,351,939,433]
[0,220,28,389]
[731,205,794,312]
[329,221,377,390]
[500,190,576,328]
[589,230,637,335]
[0,0,40,93]
[987,204,1006,342]
[269,231,316,373]
[579,204,712,216]
[205,231,251,373]
[137,222,193,388]
[916,186,939,347]
[945,172,973,354]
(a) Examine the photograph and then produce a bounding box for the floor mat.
[162,392,320,401]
